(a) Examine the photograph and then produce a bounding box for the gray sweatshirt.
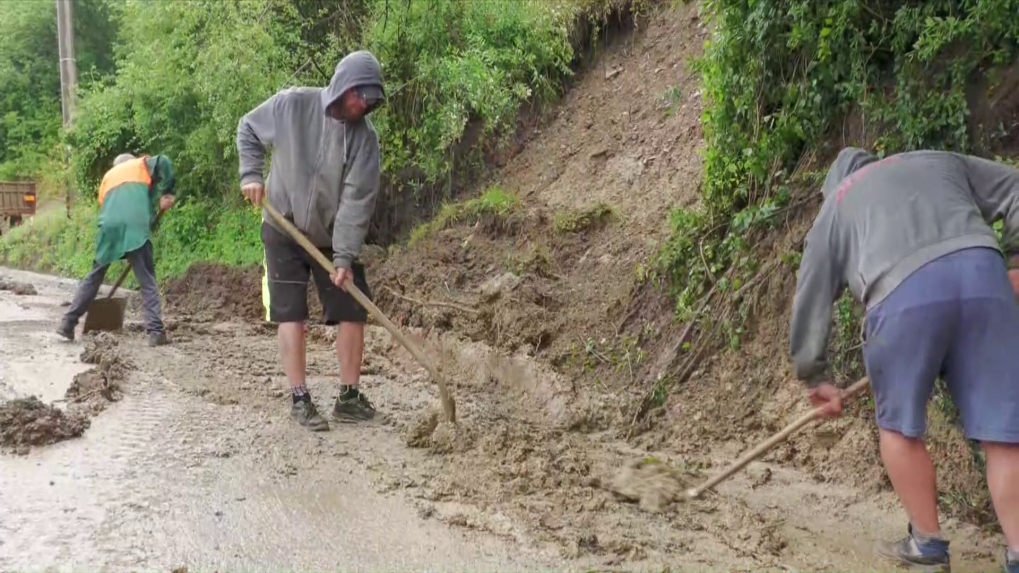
[790,148,1019,385]
[237,50,384,268]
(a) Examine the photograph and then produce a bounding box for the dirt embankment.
[366,0,1001,537]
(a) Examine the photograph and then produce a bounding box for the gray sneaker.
[332,388,376,423]
[148,331,169,347]
[56,320,75,341]
[875,525,951,573]
[291,400,330,431]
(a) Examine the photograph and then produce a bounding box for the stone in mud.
[0,397,90,452]
[429,421,458,453]
[608,457,695,513]
[406,409,440,448]
[477,272,520,300]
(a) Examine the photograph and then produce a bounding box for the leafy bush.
[68,0,588,202]
[0,0,117,185]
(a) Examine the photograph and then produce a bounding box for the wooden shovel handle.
[106,208,167,299]
[686,376,871,499]
[262,201,456,423]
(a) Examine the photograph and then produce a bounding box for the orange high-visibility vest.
[98,156,152,206]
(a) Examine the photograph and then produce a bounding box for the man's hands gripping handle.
[247,187,352,288]
[242,181,265,206]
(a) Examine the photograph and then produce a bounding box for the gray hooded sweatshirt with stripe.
[790,148,1019,385]
[236,50,384,269]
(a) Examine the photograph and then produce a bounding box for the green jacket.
[94,155,175,267]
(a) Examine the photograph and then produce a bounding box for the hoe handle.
[262,201,456,424]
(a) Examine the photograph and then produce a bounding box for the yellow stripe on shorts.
[262,250,271,322]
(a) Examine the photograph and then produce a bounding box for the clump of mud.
[406,409,440,448]
[0,278,38,295]
[67,332,131,415]
[608,457,698,513]
[0,397,89,454]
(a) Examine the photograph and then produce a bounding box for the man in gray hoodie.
[790,148,1019,573]
[236,50,384,432]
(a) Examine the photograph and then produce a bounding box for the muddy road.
[0,269,561,571]
[0,268,1005,572]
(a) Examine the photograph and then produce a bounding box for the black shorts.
[261,222,372,325]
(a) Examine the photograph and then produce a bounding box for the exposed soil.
[0,332,130,454]
[0,397,89,454]
[375,1,709,410]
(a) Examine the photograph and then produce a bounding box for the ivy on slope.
[656,0,1019,313]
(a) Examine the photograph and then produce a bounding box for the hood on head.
[821,147,877,198]
[321,50,385,116]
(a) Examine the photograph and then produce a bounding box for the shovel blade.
[82,297,127,333]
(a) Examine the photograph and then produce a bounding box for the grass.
[408,185,520,245]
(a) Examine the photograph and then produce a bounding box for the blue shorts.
[863,247,1019,443]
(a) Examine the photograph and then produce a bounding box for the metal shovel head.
[82,297,128,333]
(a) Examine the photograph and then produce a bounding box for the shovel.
[262,201,457,424]
[685,376,871,500]
[82,208,166,333]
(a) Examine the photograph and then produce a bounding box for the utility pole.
[55,0,77,217]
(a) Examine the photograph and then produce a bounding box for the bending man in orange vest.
[57,153,176,345]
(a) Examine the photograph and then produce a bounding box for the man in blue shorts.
[790,147,1019,573]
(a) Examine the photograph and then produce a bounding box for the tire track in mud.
[0,361,191,571]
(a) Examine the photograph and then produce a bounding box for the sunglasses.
[355,87,384,111]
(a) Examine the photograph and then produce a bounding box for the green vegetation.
[0,0,117,186]
[654,0,1019,315]
[0,200,262,288]
[1,0,623,278]
[408,185,519,245]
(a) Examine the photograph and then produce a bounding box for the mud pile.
[66,332,131,415]
[0,397,89,454]
[0,278,38,295]
[164,263,264,322]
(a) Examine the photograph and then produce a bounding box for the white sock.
[911,524,944,542]
[1007,547,1018,562]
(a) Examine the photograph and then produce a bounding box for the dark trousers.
[63,241,164,334]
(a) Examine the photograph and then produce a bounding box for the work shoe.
[56,320,75,341]
[290,399,329,431]
[875,525,951,573]
[148,331,169,347]
[332,387,376,423]
[1005,550,1019,573]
